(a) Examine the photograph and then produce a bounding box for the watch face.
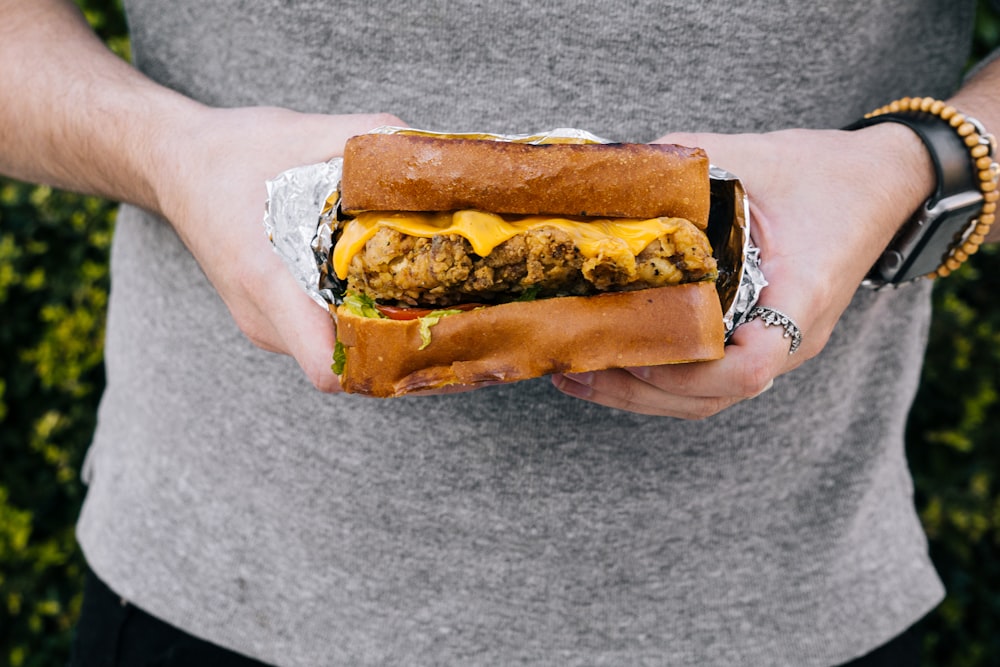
[872,190,983,284]
[848,108,993,287]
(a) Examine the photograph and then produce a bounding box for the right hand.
[152,106,404,392]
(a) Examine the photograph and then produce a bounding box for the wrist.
[844,122,935,248]
[844,98,999,284]
[140,94,214,218]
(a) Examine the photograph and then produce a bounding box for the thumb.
[256,263,343,393]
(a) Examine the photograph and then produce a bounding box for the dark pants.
[69,569,273,667]
[71,568,921,666]
[839,620,923,667]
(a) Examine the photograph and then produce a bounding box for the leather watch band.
[845,110,984,285]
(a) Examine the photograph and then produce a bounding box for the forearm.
[845,58,1000,253]
[949,55,1000,243]
[0,0,202,214]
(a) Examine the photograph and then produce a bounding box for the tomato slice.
[375,302,483,321]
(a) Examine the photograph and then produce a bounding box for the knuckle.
[227,305,278,353]
[684,397,732,421]
[616,376,643,406]
[661,362,699,394]
[736,357,773,398]
[372,112,404,128]
[231,260,270,303]
[243,329,276,352]
[303,357,342,393]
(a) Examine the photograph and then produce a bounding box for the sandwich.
[328,131,725,397]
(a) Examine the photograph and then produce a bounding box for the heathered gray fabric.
[77,1,974,665]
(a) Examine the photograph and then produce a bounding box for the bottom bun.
[333,282,725,398]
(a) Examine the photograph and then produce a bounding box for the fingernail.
[627,366,651,380]
[755,378,775,396]
[564,372,594,386]
[554,373,594,399]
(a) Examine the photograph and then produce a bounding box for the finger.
[402,379,509,397]
[228,244,341,392]
[551,310,799,418]
[644,316,795,392]
[552,369,749,419]
[262,271,342,393]
[290,112,407,163]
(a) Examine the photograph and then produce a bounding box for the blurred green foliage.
[0,6,125,667]
[912,244,1000,667]
[0,1,998,666]
[0,184,112,667]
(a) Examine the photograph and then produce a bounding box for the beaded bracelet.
[859,97,999,279]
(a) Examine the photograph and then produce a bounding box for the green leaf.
[331,341,346,375]
[417,310,462,350]
[342,292,384,319]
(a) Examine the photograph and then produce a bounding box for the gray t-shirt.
[78,1,974,664]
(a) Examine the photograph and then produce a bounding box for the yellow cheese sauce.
[333,209,687,280]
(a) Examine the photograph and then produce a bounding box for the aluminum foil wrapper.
[707,165,767,336]
[264,127,765,338]
[264,159,343,309]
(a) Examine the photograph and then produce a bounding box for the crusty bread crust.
[340,134,711,227]
[333,283,724,397]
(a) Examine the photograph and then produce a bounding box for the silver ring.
[745,306,803,355]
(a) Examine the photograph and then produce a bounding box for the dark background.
[1,1,999,665]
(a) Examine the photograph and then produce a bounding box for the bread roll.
[340,134,711,227]
[334,283,724,397]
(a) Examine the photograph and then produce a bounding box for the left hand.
[552,126,934,418]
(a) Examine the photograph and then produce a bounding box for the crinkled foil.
[708,165,767,336]
[264,159,342,308]
[263,126,765,338]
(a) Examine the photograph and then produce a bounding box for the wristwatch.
[845,109,989,287]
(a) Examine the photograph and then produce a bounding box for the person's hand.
[152,106,403,392]
[552,125,935,418]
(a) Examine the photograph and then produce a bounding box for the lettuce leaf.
[417,309,462,350]
[331,340,347,375]
[342,292,384,319]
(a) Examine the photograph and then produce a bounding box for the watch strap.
[844,104,994,286]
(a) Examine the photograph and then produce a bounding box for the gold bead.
[953,248,969,263]
[946,257,962,270]
[958,121,976,136]
[890,100,903,112]
[971,144,990,158]
[930,100,946,114]
[982,202,997,214]
[980,214,996,227]
[920,97,936,112]
[985,190,999,202]
[941,105,957,120]
[936,265,951,278]
[969,232,986,245]
[976,156,994,170]
[952,115,968,128]
[964,241,980,256]
[981,180,997,192]
[965,134,982,148]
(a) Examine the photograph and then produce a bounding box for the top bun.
[340,133,711,226]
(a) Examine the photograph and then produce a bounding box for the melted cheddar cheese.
[333,210,689,280]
